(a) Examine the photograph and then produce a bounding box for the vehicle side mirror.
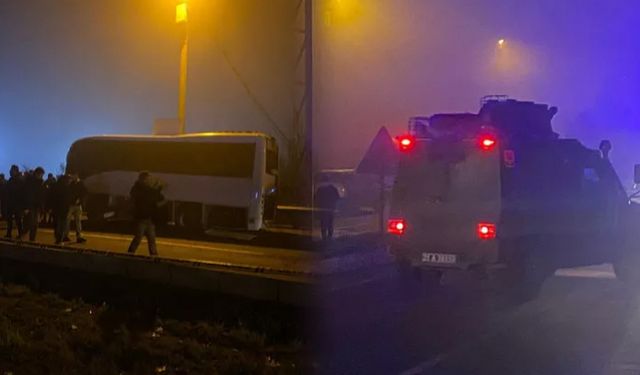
[635,164,640,185]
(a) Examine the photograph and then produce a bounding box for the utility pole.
[304,0,312,197]
[300,0,313,205]
[176,1,189,134]
[289,0,313,206]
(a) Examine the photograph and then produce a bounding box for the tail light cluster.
[396,135,415,152]
[477,222,497,240]
[388,218,497,240]
[387,218,406,235]
[395,134,498,152]
[478,135,498,151]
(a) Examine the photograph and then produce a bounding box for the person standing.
[4,165,25,239]
[24,167,46,242]
[0,173,7,221]
[43,173,56,224]
[66,175,87,243]
[127,171,164,256]
[314,175,341,240]
[52,174,73,244]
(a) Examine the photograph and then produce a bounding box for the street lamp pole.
[176,1,189,134]
[304,0,313,204]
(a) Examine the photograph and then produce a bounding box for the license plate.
[422,252,457,264]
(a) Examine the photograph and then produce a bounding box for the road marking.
[555,266,616,279]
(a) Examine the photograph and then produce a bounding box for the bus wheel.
[179,203,203,232]
[86,194,109,223]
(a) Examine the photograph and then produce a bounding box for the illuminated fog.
[0,0,297,174]
[314,0,640,184]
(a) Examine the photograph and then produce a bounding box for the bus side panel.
[69,135,279,232]
[84,171,254,208]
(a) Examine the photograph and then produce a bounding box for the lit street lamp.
[176,1,189,134]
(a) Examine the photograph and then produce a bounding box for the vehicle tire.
[179,203,203,232]
[505,239,556,304]
[613,233,640,285]
[86,194,109,223]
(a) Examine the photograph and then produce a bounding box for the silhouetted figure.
[0,173,7,220]
[599,140,612,160]
[51,174,73,244]
[43,173,56,224]
[66,175,87,243]
[24,167,46,241]
[314,175,341,240]
[128,172,164,256]
[4,165,25,239]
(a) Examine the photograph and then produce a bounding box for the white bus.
[66,132,278,231]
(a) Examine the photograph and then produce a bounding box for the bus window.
[68,140,256,178]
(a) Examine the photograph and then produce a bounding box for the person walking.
[314,175,341,241]
[24,167,46,242]
[66,175,87,243]
[52,174,73,244]
[4,165,25,239]
[127,171,164,256]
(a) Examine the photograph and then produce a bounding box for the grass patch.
[0,283,308,374]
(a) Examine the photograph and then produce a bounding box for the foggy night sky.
[314,0,640,185]
[0,0,297,174]
[1,0,639,184]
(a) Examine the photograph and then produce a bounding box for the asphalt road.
[316,263,640,375]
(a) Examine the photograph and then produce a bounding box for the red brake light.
[396,135,416,152]
[387,218,406,235]
[477,222,496,240]
[478,135,497,151]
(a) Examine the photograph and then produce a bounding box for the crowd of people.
[0,166,165,256]
[0,165,87,244]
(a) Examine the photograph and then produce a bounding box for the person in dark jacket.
[24,167,46,241]
[314,175,341,240]
[52,174,73,244]
[127,171,164,255]
[43,173,56,224]
[0,173,7,220]
[4,165,25,239]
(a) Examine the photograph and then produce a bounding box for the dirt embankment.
[0,284,308,374]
